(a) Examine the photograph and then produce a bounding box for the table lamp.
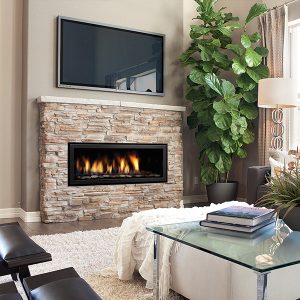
[258,78,298,150]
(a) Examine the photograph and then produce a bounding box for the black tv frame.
[57,16,165,96]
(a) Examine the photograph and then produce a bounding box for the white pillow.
[269,157,284,178]
[269,149,297,165]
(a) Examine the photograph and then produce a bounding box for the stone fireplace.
[38,96,185,223]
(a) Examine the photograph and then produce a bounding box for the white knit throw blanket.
[107,201,249,300]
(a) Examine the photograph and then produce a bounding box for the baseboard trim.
[19,209,41,223]
[0,208,41,223]
[0,208,20,219]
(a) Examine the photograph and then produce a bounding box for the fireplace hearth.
[68,143,167,186]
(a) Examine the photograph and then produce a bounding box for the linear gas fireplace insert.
[68,143,167,186]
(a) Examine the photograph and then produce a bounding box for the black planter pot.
[206,181,238,204]
[279,206,300,231]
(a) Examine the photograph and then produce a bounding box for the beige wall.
[5,0,298,211]
[182,0,203,197]
[0,0,22,209]
[23,0,184,211]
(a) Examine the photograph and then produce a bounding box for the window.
[288,21,300,149]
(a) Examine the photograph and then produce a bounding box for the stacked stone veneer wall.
[39,99,184,223]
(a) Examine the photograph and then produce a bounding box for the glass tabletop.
[147,221,300,273]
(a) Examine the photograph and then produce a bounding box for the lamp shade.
[258,78,298,108]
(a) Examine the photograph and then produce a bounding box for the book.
[206,206,274,226]
[200,217,275,233]
[204,223,276,245]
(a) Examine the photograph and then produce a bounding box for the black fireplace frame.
[68,142,168,186]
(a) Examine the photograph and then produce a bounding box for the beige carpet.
[0,228,185,300]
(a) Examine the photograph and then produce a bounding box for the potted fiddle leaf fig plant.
[257,168,300,231]
[180,0,269,203]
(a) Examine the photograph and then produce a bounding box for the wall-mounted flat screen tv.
[57,17,164,96]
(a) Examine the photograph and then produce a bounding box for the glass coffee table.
[147,221,300,300]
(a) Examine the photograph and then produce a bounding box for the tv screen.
[57,17,164,95]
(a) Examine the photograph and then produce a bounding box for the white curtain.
[287,23,300,149]
[258,6,286,165]
[283,5,290,151]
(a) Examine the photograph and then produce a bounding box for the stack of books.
[200,206,275,233]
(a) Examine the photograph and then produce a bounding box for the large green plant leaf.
[236,74,256,91]
[207,126,223,142]
[190,25,210,39]
[181,57,197,66]
[243,91,257,103]
[221,134,236,153]
[240,102,259,120]
[245,3,268,24]
[241,34,251,48]
[242,129,255,144]
[200,164,218,185]
[198,111,213,126]
[236,147,247,158]
[187,111,199,129]
[187,75,198,87]
[192,100,211,112]
[223,12,239,23]
[228,23,243,29]
[247,64,269,83]
[232,58,246,75]
[249,32,261,43]
[213,101,227,114]
[218,35,233,48]
[200,45,213,61]
[202,62,214,73]
[186,88,205,101]
[199,0,218,14]
[204,73,223,95]
[222,80,236,98]
[231,116,247,135]
[211,39,221,47]
[218,27,232,37]
[189,68,205,84]
[226,44,244,56]
[196,131,211,149]
[226,94,242,108]
[180,49,196,64]
[215,152,232,173]
[212,51,229,65]
[206,144,222,163]
[214,113,231,130]
[255,46,269,57]
[245,48,262,67]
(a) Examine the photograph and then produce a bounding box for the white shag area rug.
[0,228,184,300]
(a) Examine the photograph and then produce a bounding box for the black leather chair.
[0,222,52,282]
[0,281,22,300]
[0,224,102,300]
[23,267,101,300]
[247,166,271,205]
[0,268,101,300]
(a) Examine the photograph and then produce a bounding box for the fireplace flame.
[91,161,103,173]
[76,153,140,175]
[84,159,90,174]
[129,154,140,171]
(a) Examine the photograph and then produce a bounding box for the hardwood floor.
[0,202,207,236]
[0,218,124,236]
[184,201,209,208]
